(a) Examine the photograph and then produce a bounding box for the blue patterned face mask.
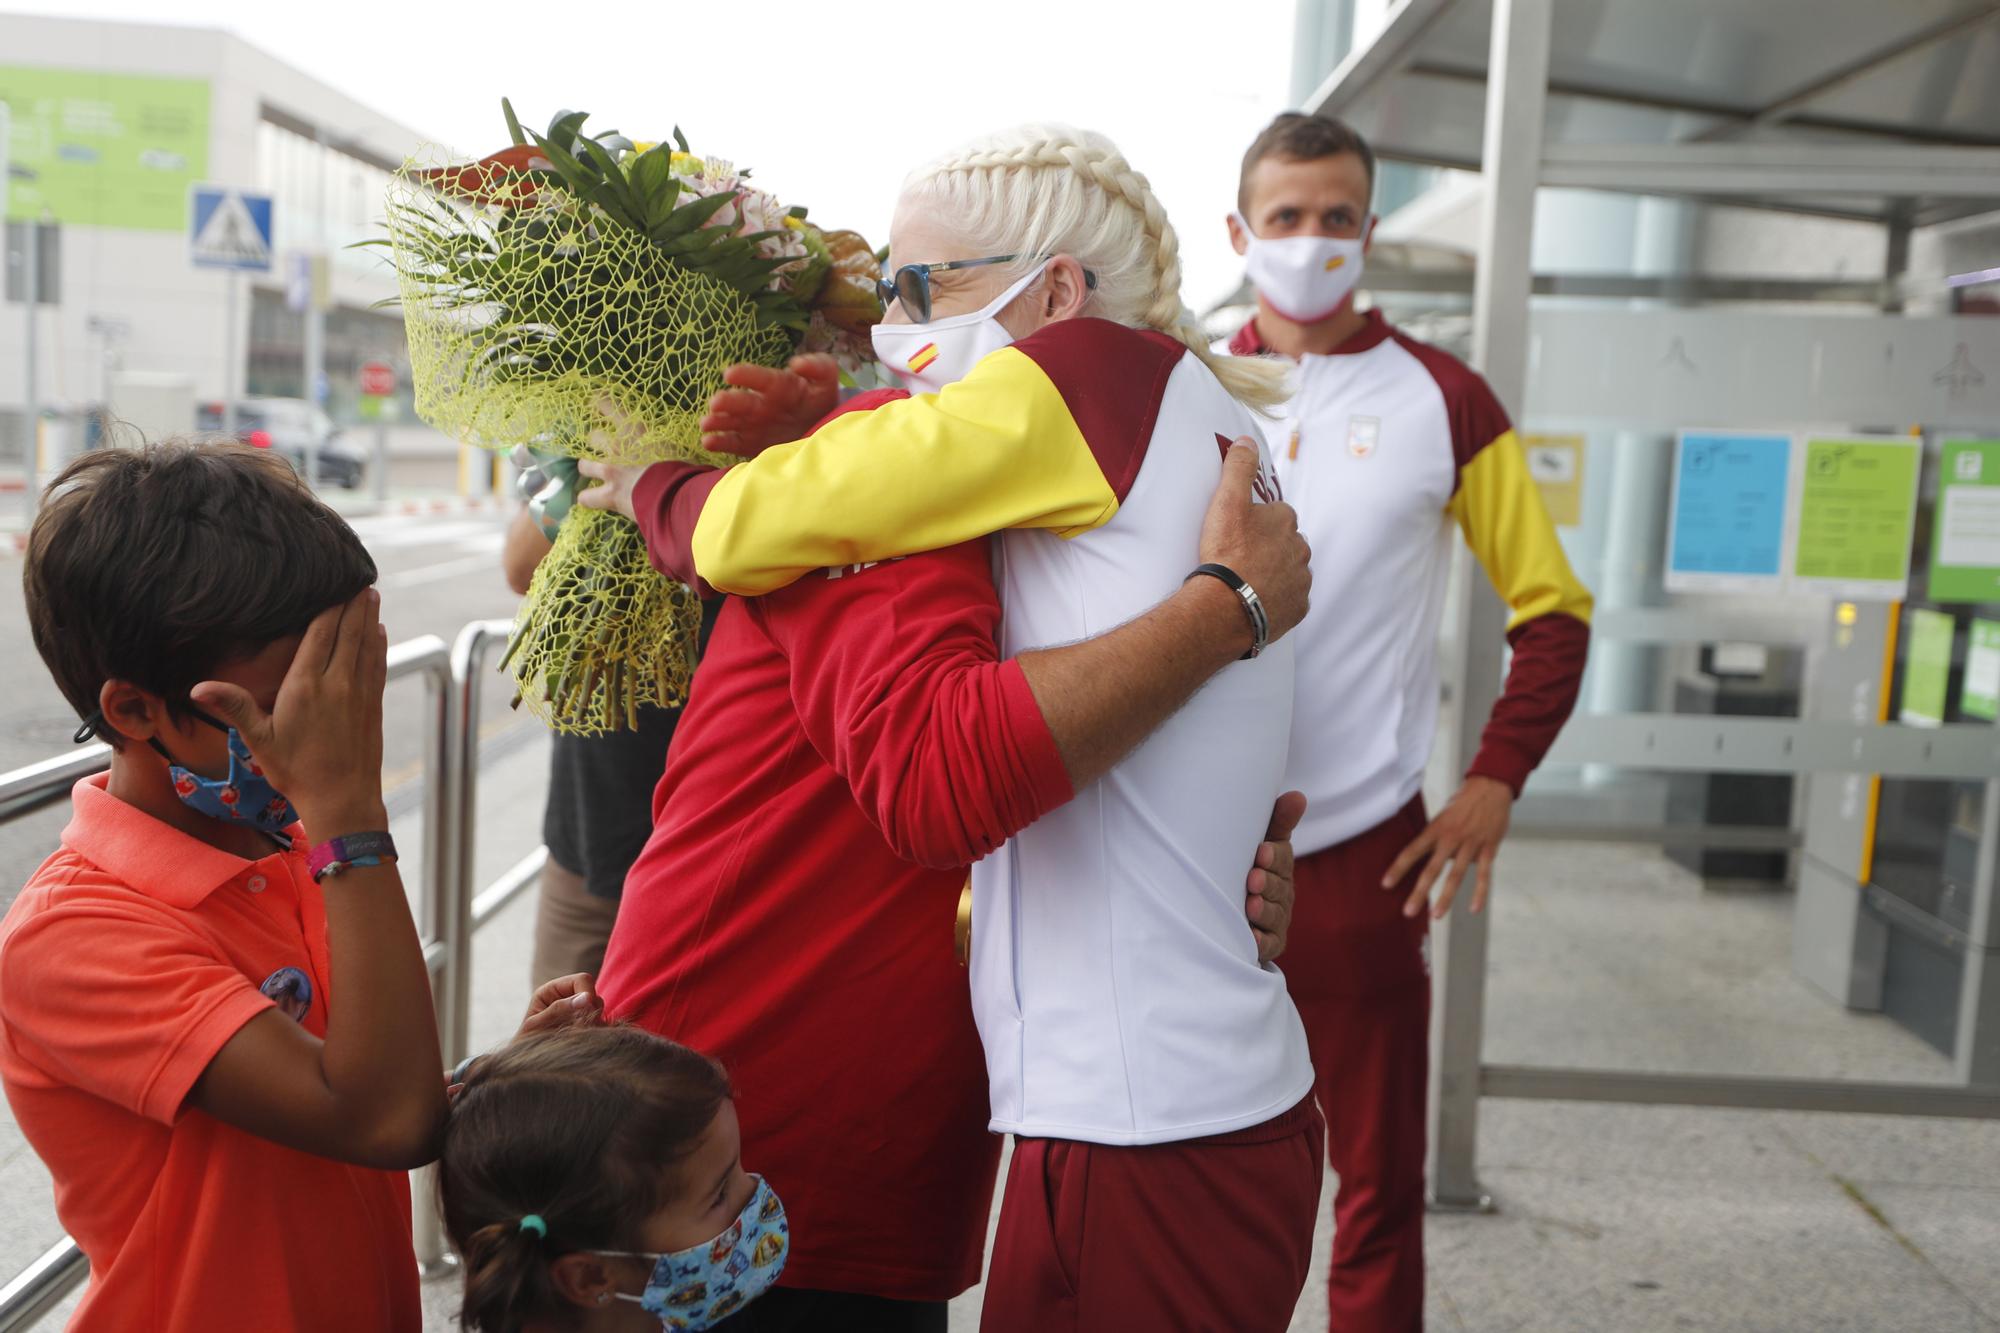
[153,711,297,836]
[593,1175,789,1330]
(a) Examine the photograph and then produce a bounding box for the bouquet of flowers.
[380,100,882,733]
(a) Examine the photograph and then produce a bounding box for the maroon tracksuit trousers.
[980,1095,1325,1332]
[1285,795,1432,1332]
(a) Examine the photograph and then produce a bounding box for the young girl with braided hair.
[582,123,1320,1332]
[440,1025,789,1333]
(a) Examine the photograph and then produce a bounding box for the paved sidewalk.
[409,835,2000,1332]
[12,759,1995,1330]
[411,1096,2000,1332]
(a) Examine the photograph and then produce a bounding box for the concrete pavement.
[2,441,1995,1330]
[10,777,1997,1331]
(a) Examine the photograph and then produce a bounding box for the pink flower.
[801,312,875,375]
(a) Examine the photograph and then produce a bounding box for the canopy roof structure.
[1306,0,2000,227]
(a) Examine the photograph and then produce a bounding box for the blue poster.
[1668,431,1793,583]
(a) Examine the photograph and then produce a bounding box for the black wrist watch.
[1185,563,1270,659]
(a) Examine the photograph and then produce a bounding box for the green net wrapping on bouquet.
[378,103,881,734]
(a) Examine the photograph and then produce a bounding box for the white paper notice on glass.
[1937,484,2000,571]
[1967,634,2000,716]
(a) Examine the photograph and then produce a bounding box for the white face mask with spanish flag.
[870,261,1051,394]
[1233,213,1366,324]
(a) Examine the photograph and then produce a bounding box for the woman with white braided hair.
[583,123,1321,1332]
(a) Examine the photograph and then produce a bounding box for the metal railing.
[0,625,550,1328]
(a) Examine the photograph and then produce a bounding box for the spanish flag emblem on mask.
[907,343,941,374]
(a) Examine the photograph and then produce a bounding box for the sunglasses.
[876,254,1095,324]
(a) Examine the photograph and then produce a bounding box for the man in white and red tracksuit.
[1223,111,1594,1330]
[594,313,1322,1332]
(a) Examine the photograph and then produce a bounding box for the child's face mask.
[592,1175,789,1330]
[151,710,297,836]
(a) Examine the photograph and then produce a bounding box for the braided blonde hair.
[905,124,1288,413]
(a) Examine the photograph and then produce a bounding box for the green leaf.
[787,205,808,220]
[526,131,602,196]
[627,145,678,218]
[642,176,683,230]
[546,109,590,151]
[663,190,740,233]
[653,226,727,256]
[575,134,638,206]
[582,182,643,232]
[502,97,527,147]
[672,125,690,153]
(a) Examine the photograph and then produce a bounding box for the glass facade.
[248,116,409,422]
[253,116,399,281]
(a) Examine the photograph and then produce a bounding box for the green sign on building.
[1794,436,1921,597]
[0,67,211,230]
[1900,608,1955,728]
[1930,440,2000,605]
[1963,619,2000,723]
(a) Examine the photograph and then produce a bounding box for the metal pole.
[1883,210,1912,314]
[22,216,38,506]
[374,413,389,504]
[222,271,239,439]
[306,128,330,488]
[1427,0,1553,1214]
[413,634,457,1276]
[0,1238,87,1333]
[304,295,322,486]
[1957,778,2000,1086]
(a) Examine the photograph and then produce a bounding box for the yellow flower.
[671,152,700,172]
[631,140,659,154]
[783,215,806,230]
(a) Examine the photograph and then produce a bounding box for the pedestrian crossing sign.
[189,186,274,272]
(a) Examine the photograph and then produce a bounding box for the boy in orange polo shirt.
[0,443,442,1331]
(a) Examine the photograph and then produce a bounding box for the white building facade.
[0,13,437,452]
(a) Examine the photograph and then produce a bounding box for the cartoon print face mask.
[590,1175,790,1331]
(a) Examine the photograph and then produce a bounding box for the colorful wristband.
[309,832,398,883]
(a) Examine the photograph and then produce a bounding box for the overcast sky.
[32,0,1304,311]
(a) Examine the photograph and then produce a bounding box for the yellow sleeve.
[689,346,1117,596]
[1447,430,1594,630]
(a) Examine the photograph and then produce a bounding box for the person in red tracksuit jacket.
[594,390,1310,1333]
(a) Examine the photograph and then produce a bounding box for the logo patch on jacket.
[1215,433,1283,504]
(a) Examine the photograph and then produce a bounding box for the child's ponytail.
[458,1217,564,1333]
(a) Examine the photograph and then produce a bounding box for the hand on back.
[1200,441,1312,642]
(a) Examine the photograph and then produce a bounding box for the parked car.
[196,398,367,488]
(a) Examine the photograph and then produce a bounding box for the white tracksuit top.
[970,324,1314,1146]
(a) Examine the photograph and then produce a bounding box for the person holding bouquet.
[584,124,1325,1333]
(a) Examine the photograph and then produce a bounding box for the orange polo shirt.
[0,775,418,1332]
